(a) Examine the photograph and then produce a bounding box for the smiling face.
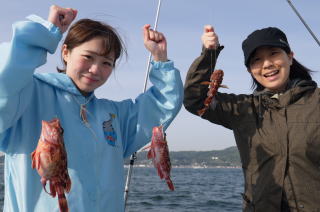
[63,37,115,96]
[249,46,293,92]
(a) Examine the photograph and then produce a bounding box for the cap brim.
[245,42,290,66]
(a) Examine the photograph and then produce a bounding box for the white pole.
[142,0,162,92]
[286,0,320,46]
[124,0,162,210]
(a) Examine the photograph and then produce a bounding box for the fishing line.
[210,1,218,74]
[286,0,320,47]
[124,0,162,209]
[210,4,215,73]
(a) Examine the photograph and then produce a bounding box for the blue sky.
[1,0,320,151]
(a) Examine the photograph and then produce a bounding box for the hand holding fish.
[48,5,77,33]
[143,24,168,62]
[201,25,220,49]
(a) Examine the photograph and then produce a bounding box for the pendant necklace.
[72,94,94,124]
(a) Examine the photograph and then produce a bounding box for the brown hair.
[57,19,126,73]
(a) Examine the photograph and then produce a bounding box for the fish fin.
[200,81,210,85]
[56,184,69,212]
[49,181,56,197]
[147,149,155,159]
[31,152,41,170]
[166,178,175,191]
[31,152,36,169]
[65,174,72,193]
[197,108,206,117]
[41,178,52,196]
[142,144,151,151]
[157,165,164,179]
[36,155,42,170]
[54,181,69,212]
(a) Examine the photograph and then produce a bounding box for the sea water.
[125,167,243,212]
[0,159,244,212]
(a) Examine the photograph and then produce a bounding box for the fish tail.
[56,185,69,212]
[166,178,175,191]
[58,193,69,212]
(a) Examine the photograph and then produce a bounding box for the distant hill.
[0,146,241,169]
[125,146,241,168]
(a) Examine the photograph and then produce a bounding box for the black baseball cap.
[242,27,291,67]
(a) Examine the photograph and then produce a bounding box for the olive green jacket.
[184,47,320,212]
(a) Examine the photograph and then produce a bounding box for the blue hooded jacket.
[0,15,183,212]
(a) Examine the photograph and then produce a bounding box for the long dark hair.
[57,19,127,73]
[251,58,314,91]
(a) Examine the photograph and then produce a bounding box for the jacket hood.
[253,79,317,97]
[34,72,93,97]
[253,79,317,119]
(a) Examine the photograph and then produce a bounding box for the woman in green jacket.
[184,25,320,211]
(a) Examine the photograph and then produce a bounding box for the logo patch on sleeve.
[102,114,117,146]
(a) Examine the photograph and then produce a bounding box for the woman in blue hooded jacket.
[0,5,183,212]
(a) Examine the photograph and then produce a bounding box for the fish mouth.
[264,70,279,78]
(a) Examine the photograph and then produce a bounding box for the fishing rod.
[286,0,320,47]
[124,0,162,209]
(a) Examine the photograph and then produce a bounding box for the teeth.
[264,70,278,77]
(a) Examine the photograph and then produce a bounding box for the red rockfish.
[31,118,71,212]
[146,125,174,191]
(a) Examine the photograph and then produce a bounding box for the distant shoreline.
[124,165,241,169]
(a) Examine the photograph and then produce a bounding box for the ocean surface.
[125,167,244,212]
[0,157,244,211]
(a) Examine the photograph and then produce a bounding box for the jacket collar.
[253,79,317,119]
[34,72,95,98]
[253,79,317,98]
